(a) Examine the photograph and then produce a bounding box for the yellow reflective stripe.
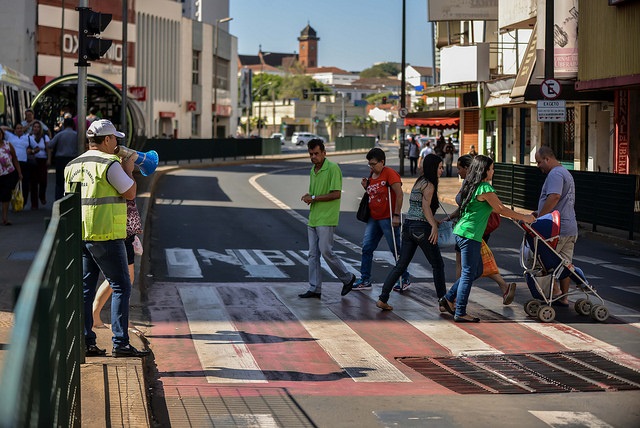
[66,156,117,166]
[81,196,125,205]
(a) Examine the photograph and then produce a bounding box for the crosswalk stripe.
[177,286,267,383]
[270,284,411,383]
[358,285,501,357]
[529,411,614,427]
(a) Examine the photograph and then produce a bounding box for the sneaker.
[376,300,393,311]
[393,279,411,292]
[352,278,372,290]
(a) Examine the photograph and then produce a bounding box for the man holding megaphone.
[65,119,150,358]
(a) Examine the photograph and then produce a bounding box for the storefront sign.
[129,86,146,101]
[615,90,629,174]
[537,100,566,122]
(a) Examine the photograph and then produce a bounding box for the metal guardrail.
[0,194,83,428]
[493,163,638,240]
[141,137,282,163]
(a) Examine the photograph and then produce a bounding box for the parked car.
[292,132,325,146]
[270,133,285,144]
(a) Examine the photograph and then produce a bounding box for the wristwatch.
[311,195,316,200]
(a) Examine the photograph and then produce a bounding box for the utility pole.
[121,0,128,140]
[544,0,554,148]
[399,0,406,175]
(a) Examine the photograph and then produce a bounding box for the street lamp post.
[213,16,232,139]
[257,51,270,137]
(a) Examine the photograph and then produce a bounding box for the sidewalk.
[0,150,637,426]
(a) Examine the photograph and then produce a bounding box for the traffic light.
[302,89,308,99]
[77,7,113,66]
[382,96,387,104]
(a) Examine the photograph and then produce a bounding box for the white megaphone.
[114,145,159,176]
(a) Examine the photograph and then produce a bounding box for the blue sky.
[229,0,434,72]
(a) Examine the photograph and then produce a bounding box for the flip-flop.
[551,300,569,307]
[503,283,517,305]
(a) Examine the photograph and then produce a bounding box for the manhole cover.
[399,351,640,394]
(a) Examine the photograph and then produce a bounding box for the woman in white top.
[27,121,50,210]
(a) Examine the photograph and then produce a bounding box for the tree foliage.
[359,62,401,78]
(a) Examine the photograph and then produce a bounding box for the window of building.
[191,113,200,136]
[192,50,200,85]
[213,58,230,90]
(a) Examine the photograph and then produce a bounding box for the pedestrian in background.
[408,135,421,176]
[27,121,49,210]
[21,108,51,137]
[439,155,535,322]
[352,148,410,291]
[0,128,22,225]
[1,124,30,202]
[65,119,149,358]
[533,146,578,307]
[48,117,78,200]
[443,138,455,177]
[299,139,356,299]
[376,154,447,311]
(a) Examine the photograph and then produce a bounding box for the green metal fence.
[141,137,282,163]
[0,194,83,428]
[335,136,376,151]
[493,163,638,239]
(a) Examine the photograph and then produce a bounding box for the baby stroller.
[515,210,609,323]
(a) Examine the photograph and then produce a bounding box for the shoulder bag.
[356,173,373,223]
[437,202,456,247]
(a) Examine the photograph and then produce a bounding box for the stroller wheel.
[538,306,556,323]
[524,300,541,317]
[590,305,609,322]
[575,298,592,316]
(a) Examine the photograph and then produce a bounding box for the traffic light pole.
[76,0,88,155]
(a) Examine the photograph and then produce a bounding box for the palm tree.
[352,115,364,135]
[364,116,378,136]
[324,114,337,142]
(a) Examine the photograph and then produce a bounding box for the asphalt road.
[143,152,640,427]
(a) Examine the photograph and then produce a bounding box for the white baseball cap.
[86,119,125,138]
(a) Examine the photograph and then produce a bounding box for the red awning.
[404,117,460,128]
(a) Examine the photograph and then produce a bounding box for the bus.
[31,74,146,150]
[0,64,38,128]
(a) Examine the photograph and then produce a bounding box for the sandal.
[502,283,517,305]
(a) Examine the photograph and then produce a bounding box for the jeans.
[445,163,453,177]
[409,157,418,175]
[307,226,352,293]
[360,217,409,283]
[445,235,483,317]
[379,220,446,303]
[82,239,131,347]
[54,156,74,200]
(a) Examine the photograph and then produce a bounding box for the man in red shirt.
[352,148,410,291]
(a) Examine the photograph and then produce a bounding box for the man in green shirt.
[299,139,356,298]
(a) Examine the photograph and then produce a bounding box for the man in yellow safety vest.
[65,119,149,358]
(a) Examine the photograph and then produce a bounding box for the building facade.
[0,0,238,140]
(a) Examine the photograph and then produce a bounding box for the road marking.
[529,411,613,427]
[470,287,640,369]
[166,248,203,278]
[270,284,411,382]
[177,285,267,383]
